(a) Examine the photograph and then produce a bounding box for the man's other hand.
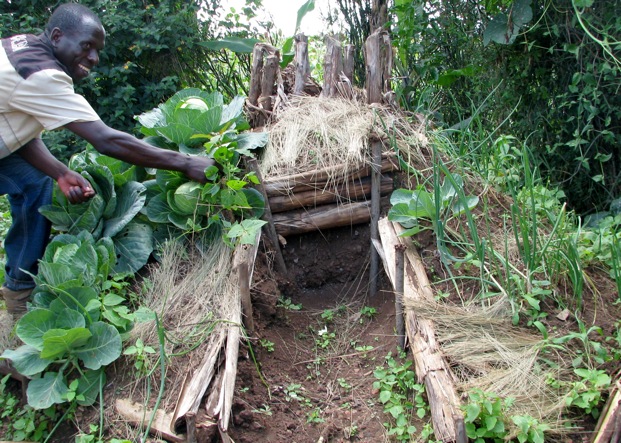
[57,170,96,204]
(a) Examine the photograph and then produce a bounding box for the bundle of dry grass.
[260,95,430,183]
[0,310,19,354]
[405,298,571,434]
[127,238,238,410]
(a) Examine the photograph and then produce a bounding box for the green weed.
[373,353,427,441]
[277,297,302,311]
[259,339,275,353]
[0,374,56,442]
[123,338,157,376]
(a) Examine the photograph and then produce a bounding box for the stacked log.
[262,155,399,237]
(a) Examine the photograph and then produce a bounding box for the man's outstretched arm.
[65,120,215,183]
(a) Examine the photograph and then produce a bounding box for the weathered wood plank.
[377,218,465,443]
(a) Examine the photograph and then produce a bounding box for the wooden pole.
[248,45,265,106]
[272,201,371,237]
[343,44,355,83]
[238,262,254,335]
[365,28,393,297]
[394,244,406,349]
[377,218,466,442]
[259,54,279,113]
[268,175,393,214]
[248,43,280,127]
[263,155,399,197]
[370,140,382,297]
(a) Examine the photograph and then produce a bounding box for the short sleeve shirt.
[0,33,100,159]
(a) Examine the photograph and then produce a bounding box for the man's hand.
[57,170,96,204]
[17,139,95,203]
[184,156,217,183]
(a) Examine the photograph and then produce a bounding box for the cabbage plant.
[39,152,153,274]
[137,88,268,243]
[0,232,140,409]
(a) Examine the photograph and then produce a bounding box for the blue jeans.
[0,153,52,291]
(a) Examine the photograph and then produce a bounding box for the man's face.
[50,18,105,82]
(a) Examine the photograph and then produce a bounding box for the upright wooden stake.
[238,262,254,335]
[369,140,382,297]
[293,34,310,96]
[321,36,343,98]
[394,244,406,349]
[343,44,355,83]
[365,28,392,296]
[259,54,279,112]
[248,43,280,127]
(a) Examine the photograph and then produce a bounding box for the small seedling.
[338,378,352,392]
[315,326,335,349]
[321,309,335,323]
[124,338,157,375]
[306,407,325,424]
[277,297,302,311]
[252,404,273,416]
[259,339,275,353]
[360,306,378,320]
[344,424,359,439]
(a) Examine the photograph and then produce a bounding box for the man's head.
[45,3,106,82]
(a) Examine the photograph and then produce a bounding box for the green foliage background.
[389,0,620,214]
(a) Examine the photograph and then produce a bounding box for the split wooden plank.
[592,373,621,443]
[217,237,261,437]
[268,175,393,214]
[168,237,260,440]
[115,398,191,443]
[377,218,466,443]
[272,201,372,237]
[170,329,226,432]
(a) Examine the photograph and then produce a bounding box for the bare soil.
[229,224,407,443]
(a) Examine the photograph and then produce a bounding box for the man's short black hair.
[46,3,102,35]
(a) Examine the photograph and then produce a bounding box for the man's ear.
[49,28,63,46]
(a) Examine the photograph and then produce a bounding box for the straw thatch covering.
[260,95,430,183]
